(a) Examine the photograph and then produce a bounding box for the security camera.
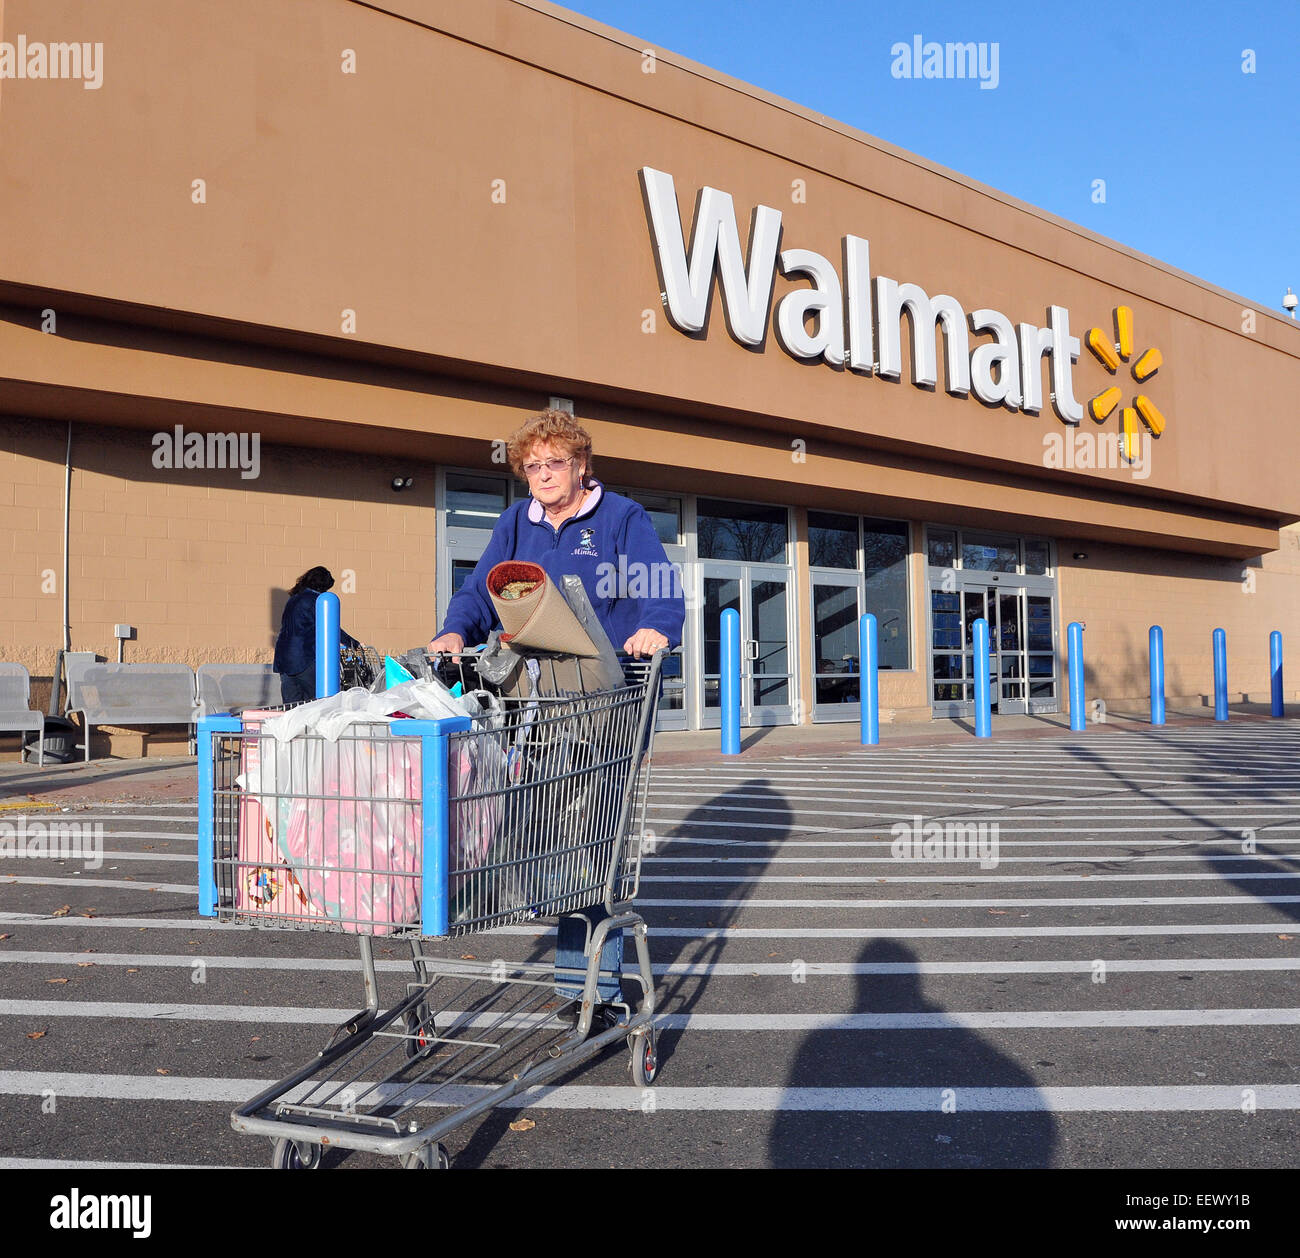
[1285,289,1298,316]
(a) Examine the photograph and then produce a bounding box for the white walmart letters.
[642,167,1084,425]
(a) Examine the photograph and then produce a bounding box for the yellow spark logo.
[1085,305,1165,463]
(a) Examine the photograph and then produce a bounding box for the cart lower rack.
[197,651,665,1168]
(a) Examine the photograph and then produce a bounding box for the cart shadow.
[423,779,793,1167]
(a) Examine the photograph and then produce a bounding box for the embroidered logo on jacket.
[571,526,598,557]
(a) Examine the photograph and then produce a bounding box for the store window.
[864,519,910,670]
[809,511,859,569]
[961,530,1019,573]
[623,490,683,547]
[445,472,510,530]
[697,498,788,563]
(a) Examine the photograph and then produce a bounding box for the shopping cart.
[196,648,665,1169]
[338,643,383,691]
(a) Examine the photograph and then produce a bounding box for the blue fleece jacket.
[437,482,685,650]
[274,590,359,675]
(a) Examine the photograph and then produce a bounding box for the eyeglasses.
[522,456,575,478]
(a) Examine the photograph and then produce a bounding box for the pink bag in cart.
[278,725,505,933]
[242,684,506,934]
[281,731,424,935]
[234,709,322,923]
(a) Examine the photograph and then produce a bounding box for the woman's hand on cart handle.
[428,632,465,655]
[623,627,668,659]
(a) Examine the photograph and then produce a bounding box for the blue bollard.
[720,607,741,755]
[1213,627,1228,721]
[315,591,341,699]
[973,617,991,739]
[1271,631,1284,718]
[1149,625,1165,726]
[859,613,879,746]
[1068,621,1086,731]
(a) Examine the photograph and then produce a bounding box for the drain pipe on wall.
[62,421,72,651]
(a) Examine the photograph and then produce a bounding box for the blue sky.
[560,0,1300,317]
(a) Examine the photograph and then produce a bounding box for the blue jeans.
[278,667,316,705]
[554,908,624,1004]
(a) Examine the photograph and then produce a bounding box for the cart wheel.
[404,1006,435,1060]
[629,1027,657,1087]
[401,1143,450,1169]
[271,1137,322,1170]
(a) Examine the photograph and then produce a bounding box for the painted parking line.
[0,875,196,893]
[0,1158,233,1170]
[638,871,1300,884]
[2,912,1297,940]
[5,949,1300,977]
[6,998,1300,1032]
[1,1071,1297,1113]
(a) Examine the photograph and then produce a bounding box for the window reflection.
[697,499,788,563]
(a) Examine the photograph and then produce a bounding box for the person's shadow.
[769,939,1058,1168]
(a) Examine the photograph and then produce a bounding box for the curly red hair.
[506,410,594,483]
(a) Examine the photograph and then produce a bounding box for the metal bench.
[0,664,45,766]
[65,662,199,761]
[196,663,279,717]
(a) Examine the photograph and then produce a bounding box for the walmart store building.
[5,0,1300,752]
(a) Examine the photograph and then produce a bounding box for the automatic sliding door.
[997,589,1028,716]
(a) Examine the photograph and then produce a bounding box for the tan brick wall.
[3,417,439,744]
[1058,525,1300,708]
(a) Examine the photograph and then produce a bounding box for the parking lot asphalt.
[2,719,1298,1169]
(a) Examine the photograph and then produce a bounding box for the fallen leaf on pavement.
[76,962,95,968]
[26,1029,46,1040]
[0,934,10,941]
[460,954,476,960]
[126,968,139,973]
[1279,934,1293,941]
[988,909,1009,915]
[45,978,69,985]
[156,1068,170,1075]
[508,1118,536,1132]
[51,906,71,918]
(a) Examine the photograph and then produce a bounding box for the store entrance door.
[960,584,1028,716]
[698,563,796,727]
[931,583,1029,717]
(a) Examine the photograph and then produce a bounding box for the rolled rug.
[487,561,603,658]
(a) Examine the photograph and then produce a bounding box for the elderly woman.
[429,409,685,1027]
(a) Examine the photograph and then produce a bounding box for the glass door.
[811,574,862,718]
[699,562,796,726]
[963,584,999,716]
[996,588,1028,716]
[1025,592,1059,713]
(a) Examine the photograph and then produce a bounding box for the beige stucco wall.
[1057,526,1300,711]
[4,417,438,713]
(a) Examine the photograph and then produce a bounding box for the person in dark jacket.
[428,410,685,1030]
[274,566,359,704]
